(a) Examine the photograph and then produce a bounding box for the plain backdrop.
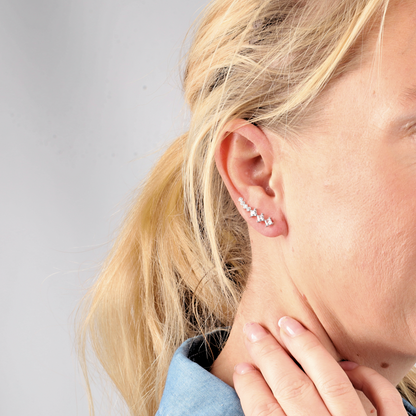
[0,0,208,414]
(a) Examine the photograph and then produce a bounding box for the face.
[279,1,416,362]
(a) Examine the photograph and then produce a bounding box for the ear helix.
[238,197,274,227]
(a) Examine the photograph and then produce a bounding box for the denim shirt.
[156,329,416,416]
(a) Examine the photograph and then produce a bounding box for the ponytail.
[78,132,249,415]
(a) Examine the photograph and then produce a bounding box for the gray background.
[0,0,208,414]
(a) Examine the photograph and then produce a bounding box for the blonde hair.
[78,0,416,414]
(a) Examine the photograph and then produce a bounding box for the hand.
[233,317,407,416]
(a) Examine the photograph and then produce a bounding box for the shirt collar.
[157,329,244,416]
[157,328,416,416]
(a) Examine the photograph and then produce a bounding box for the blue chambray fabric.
[404,398,416,416]
[156,329,243,416]
[156,329,416,416]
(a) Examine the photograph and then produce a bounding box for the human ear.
[214,119,287,238]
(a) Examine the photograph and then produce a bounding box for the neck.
[211,236,416,414]
[211,269,342,386]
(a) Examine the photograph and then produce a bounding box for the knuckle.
[319,379,352,398]
[252,401,282,416]
[365,368,383,380]
[301,337,321,355]
[256,341,282,360]
[275,376,313,401]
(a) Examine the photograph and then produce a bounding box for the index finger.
[278,316,366,416]
[243,322,332,416]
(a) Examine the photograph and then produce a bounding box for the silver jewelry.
[238,197,274,227]
[256,213,265,223]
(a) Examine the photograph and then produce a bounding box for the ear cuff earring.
[238,197,274,227]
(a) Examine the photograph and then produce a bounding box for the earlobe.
[214,119,288,238]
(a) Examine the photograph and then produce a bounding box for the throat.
[210,321,250,388]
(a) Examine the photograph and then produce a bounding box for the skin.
[234,319,407,416]
[212,1,416,414]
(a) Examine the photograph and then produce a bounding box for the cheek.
[284,144,416,340]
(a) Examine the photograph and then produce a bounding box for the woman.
[78,0,416,414]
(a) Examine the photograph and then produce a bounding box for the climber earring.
[238,197,274,227]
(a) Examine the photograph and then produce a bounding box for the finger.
[340,363,408,416]
[233,363,286,416]
[278,316,366,416]
[243,322,331,416]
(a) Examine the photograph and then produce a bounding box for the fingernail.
[234,363,255,375]
[243,322,268,342]
[278,316,306,337]
[339,361,359,371]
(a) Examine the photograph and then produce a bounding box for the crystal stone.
[257,213,265,223]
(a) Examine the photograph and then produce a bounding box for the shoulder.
[156,329,244,416]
